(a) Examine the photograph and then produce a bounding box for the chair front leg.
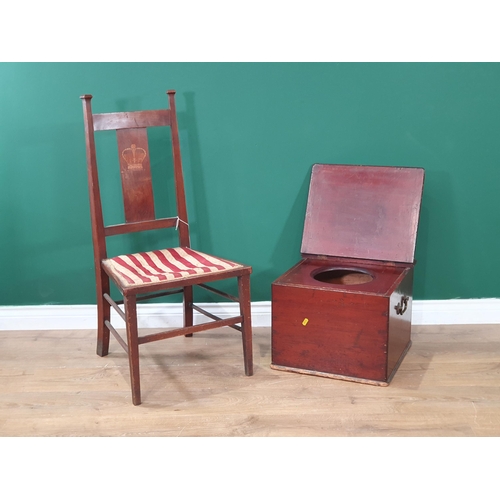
[238,274,253,376]
[124,294,141,405]
[96,270,110,357]
[183,285,194,337]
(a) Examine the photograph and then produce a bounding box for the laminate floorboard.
[0,325,499,436]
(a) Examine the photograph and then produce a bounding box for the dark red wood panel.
[272,283,389,382]
[301,164,425,263]
[387,268,413,378]
[93,109,171,131]
[274,257,410,297]
[116,128,155,223]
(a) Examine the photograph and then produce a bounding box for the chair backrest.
[80,90,190,262]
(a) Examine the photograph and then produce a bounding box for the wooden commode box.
[271,164,425,385]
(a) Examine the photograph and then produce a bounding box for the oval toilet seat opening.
[312,267,374,285]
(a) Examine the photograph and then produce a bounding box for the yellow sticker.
[302,318,309,326]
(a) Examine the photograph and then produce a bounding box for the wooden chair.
[80,90,253,405]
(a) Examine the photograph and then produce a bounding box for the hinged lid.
[301,164,425,263]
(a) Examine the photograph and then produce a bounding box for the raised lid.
[301,164,425,263]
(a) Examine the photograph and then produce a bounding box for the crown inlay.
[122,144,146,170]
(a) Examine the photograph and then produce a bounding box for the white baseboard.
[0,302,272,331]
[411,299,500,325]
[0,299,499,331]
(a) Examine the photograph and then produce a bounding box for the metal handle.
[395,295,409,315]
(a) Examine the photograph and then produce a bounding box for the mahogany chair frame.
[80,90,253,405]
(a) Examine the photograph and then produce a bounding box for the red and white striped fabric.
[102,247,244,288]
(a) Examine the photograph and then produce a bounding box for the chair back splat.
[80,90,253,405]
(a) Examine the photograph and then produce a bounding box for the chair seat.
[102,246,245,289]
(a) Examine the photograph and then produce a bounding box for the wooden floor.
[1,324,499,436]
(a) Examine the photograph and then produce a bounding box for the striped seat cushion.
[102,247,244,288]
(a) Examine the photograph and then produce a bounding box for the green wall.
[1,62,499,305]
